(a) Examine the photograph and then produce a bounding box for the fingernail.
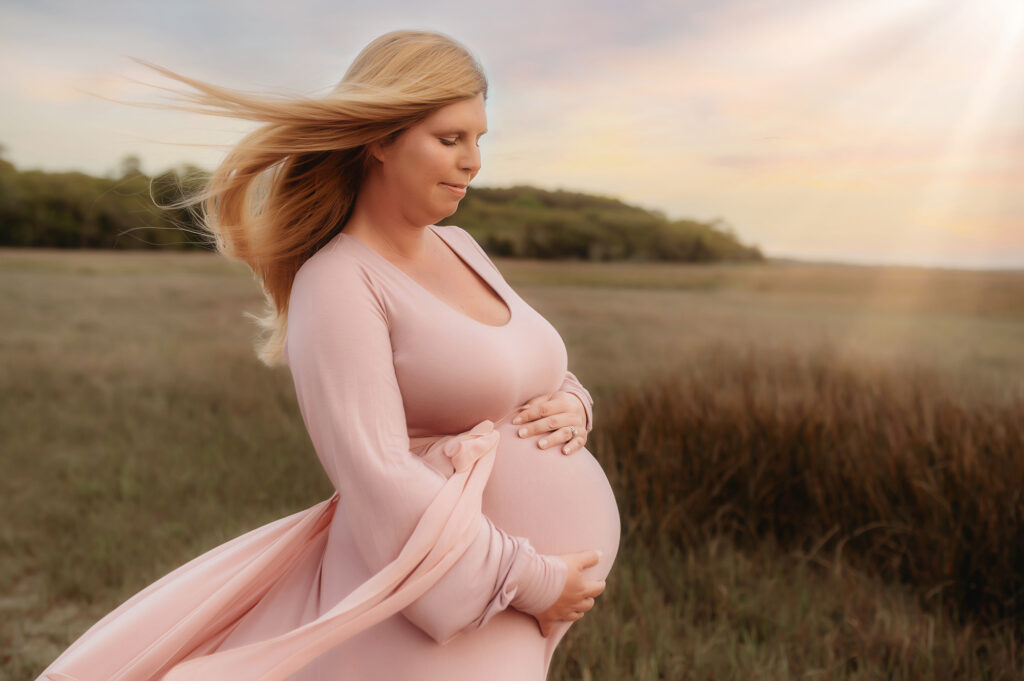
[518,427,527,437]
[538,439,547,447]
[562,446,570,455]
[597,550,604,559]
[512,416,521,424]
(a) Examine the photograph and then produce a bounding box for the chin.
[432,205,459,222]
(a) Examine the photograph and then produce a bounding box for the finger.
[553,429,575,453]
[589,579,607,596]
[524,414,570,443]
[537,422,574,449]
[511,394,551,425]
[567,548,602,572]
[561,434,584,456]
[514,405,554,435]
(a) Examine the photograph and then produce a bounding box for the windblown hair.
[135,30,488,365]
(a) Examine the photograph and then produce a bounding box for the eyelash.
[440,138,482,147]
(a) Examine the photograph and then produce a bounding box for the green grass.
[2,248,1023,680]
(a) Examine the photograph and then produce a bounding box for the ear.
[367,139,386,165]
[369,129,405,165]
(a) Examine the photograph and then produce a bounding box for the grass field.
[2,248,1023,680]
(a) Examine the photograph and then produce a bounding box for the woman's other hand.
[511,391,589,456]
[531,550,605,637]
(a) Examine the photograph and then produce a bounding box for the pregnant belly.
[481,419,621,582]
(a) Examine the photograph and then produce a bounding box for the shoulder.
[291,233,386,314]
[436,224,499,272]
[434,223,475,248]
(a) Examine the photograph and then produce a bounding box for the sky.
[1,0,1022,269]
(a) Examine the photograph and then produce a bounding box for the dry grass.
[559,536,1024,681]
[596,344,1023,628]
[2,248,1023,680]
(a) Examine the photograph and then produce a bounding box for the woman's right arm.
[285,254,567,645]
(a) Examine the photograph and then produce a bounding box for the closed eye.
[440,137,483,148]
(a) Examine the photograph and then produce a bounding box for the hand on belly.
[481,419,621,583]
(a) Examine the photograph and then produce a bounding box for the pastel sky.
[2,0,1022,269]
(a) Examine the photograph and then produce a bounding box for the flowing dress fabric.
[37,224,621,681]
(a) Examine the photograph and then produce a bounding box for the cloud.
[1,0,1021,267]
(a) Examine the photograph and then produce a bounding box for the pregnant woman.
[37,29,620,681]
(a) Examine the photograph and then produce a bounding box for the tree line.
[0,154,763,262]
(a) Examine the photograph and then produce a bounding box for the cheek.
[415,142,452,175]
[389,139,452,200]
[404,150,443,186]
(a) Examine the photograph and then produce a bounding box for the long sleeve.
[283,254,567,645]
[558,370,594,433]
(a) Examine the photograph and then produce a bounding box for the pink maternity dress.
[37,223,621,681]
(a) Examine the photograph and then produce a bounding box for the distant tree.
[0,155,762,260]
[119,154,143,179]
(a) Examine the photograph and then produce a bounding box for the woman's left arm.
[558,370,594,433]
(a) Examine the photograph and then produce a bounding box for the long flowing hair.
[133,30,488,365]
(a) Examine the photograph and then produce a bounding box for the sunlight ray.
[899,0,1024,260]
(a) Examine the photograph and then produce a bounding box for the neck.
[343,172,433,261]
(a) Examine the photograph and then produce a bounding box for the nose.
[460,143,481,176]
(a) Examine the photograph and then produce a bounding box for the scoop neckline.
[339,224,514,329]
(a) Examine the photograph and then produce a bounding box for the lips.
[441,182,468,196]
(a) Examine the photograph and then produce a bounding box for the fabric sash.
[39,413,512,681]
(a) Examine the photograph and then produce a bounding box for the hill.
[440,184,762,262]
[0,158,762,262]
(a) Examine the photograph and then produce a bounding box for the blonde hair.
[134,30,488,365]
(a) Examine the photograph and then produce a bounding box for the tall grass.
[597,342,1024,631]
[3,249,1023,679]
[554,536,1024,681]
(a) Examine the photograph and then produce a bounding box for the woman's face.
[372,93,486,225]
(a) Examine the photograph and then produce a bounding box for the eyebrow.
[438,128,488,136]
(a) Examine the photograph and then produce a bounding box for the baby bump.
[481,420,621,581]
